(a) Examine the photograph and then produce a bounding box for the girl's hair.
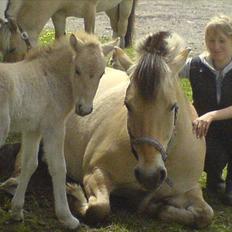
[205,15,232,38]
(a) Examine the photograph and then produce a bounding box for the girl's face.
[205,29,232,66]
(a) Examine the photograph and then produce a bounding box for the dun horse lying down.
[0,31,213,228]
[0,32,116,229]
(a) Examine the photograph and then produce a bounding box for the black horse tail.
[125,0,138,47]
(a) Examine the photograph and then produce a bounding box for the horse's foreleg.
[81,168,113,224]
[11,131,41,221]
[84,4,97,33]
[42,126,79,229]
[117,0,133,48]
[52,11,66,39]
[105,7,119,38]
[143,186,214,228]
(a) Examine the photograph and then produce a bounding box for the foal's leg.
[42,125,79,229]
[11,131,41,221]
[0,99,10,147]
[140,185,214,228]
[52,11,66,39]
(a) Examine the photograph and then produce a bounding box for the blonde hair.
[205,15,232,38]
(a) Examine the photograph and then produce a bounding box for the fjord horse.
[1,32,213,228]
[0,0,136,62]
[0,32,111,229]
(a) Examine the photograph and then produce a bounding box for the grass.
[1,31,232,232]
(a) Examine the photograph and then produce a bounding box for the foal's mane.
[132,31,183,100]
[25,31,100,61]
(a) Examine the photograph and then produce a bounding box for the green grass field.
[0,31,232,232]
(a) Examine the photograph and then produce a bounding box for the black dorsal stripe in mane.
[133,31,170,100]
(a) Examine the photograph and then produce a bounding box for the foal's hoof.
[61,216,80,230]
[10,209,24,222]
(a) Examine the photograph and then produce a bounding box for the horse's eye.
[8,47,16,53]
[75,68,81,75]
[124,101,132,112]
[170,103,178,112]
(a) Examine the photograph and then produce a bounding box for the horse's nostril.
[78,104,82,111]
[134,168,140,180]
[159,168,166,183]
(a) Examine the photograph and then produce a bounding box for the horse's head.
[69,32,115,116]
[0,18,28,62]
[125,31,190,190]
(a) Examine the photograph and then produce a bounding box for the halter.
[128,103,179,188]
[16,23,32,51]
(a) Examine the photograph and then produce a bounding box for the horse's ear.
[102,37,120,56]
[69,34,84,52]
[7,18,17,32]
[170,47,191,75]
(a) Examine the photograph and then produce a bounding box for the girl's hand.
[192,112,214,138]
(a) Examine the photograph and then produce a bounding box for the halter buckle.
[21,31,29,40]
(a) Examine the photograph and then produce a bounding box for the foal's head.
[69,32,115,116]
[0,18,27,62]
[125,31,190,190]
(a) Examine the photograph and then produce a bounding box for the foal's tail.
[125,0,138,47]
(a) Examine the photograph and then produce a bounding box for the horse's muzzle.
[134,166,167,190]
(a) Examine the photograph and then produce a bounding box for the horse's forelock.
[132,52,168,100]
[133,31,171,100]
[137,31,170,56]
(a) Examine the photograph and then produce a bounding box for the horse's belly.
[96,0,122,11]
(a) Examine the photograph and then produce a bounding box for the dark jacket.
[190,56,232,139]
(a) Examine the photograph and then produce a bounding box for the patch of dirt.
[45,0,232,56]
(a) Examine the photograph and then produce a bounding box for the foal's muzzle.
[75,104,93,117]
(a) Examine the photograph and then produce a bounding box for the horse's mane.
[25,31,100,61]
[132,31,184,100]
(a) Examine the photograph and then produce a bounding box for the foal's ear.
[101,37,120,56]
[7,18,17,32]
[69,34,84,52]
[170,47,191,74]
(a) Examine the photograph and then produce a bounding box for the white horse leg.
[42,125,79,229]
[52,11,66,39]
[84,4,97,33]
[0,98,10,147]
[11,131,41,221]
